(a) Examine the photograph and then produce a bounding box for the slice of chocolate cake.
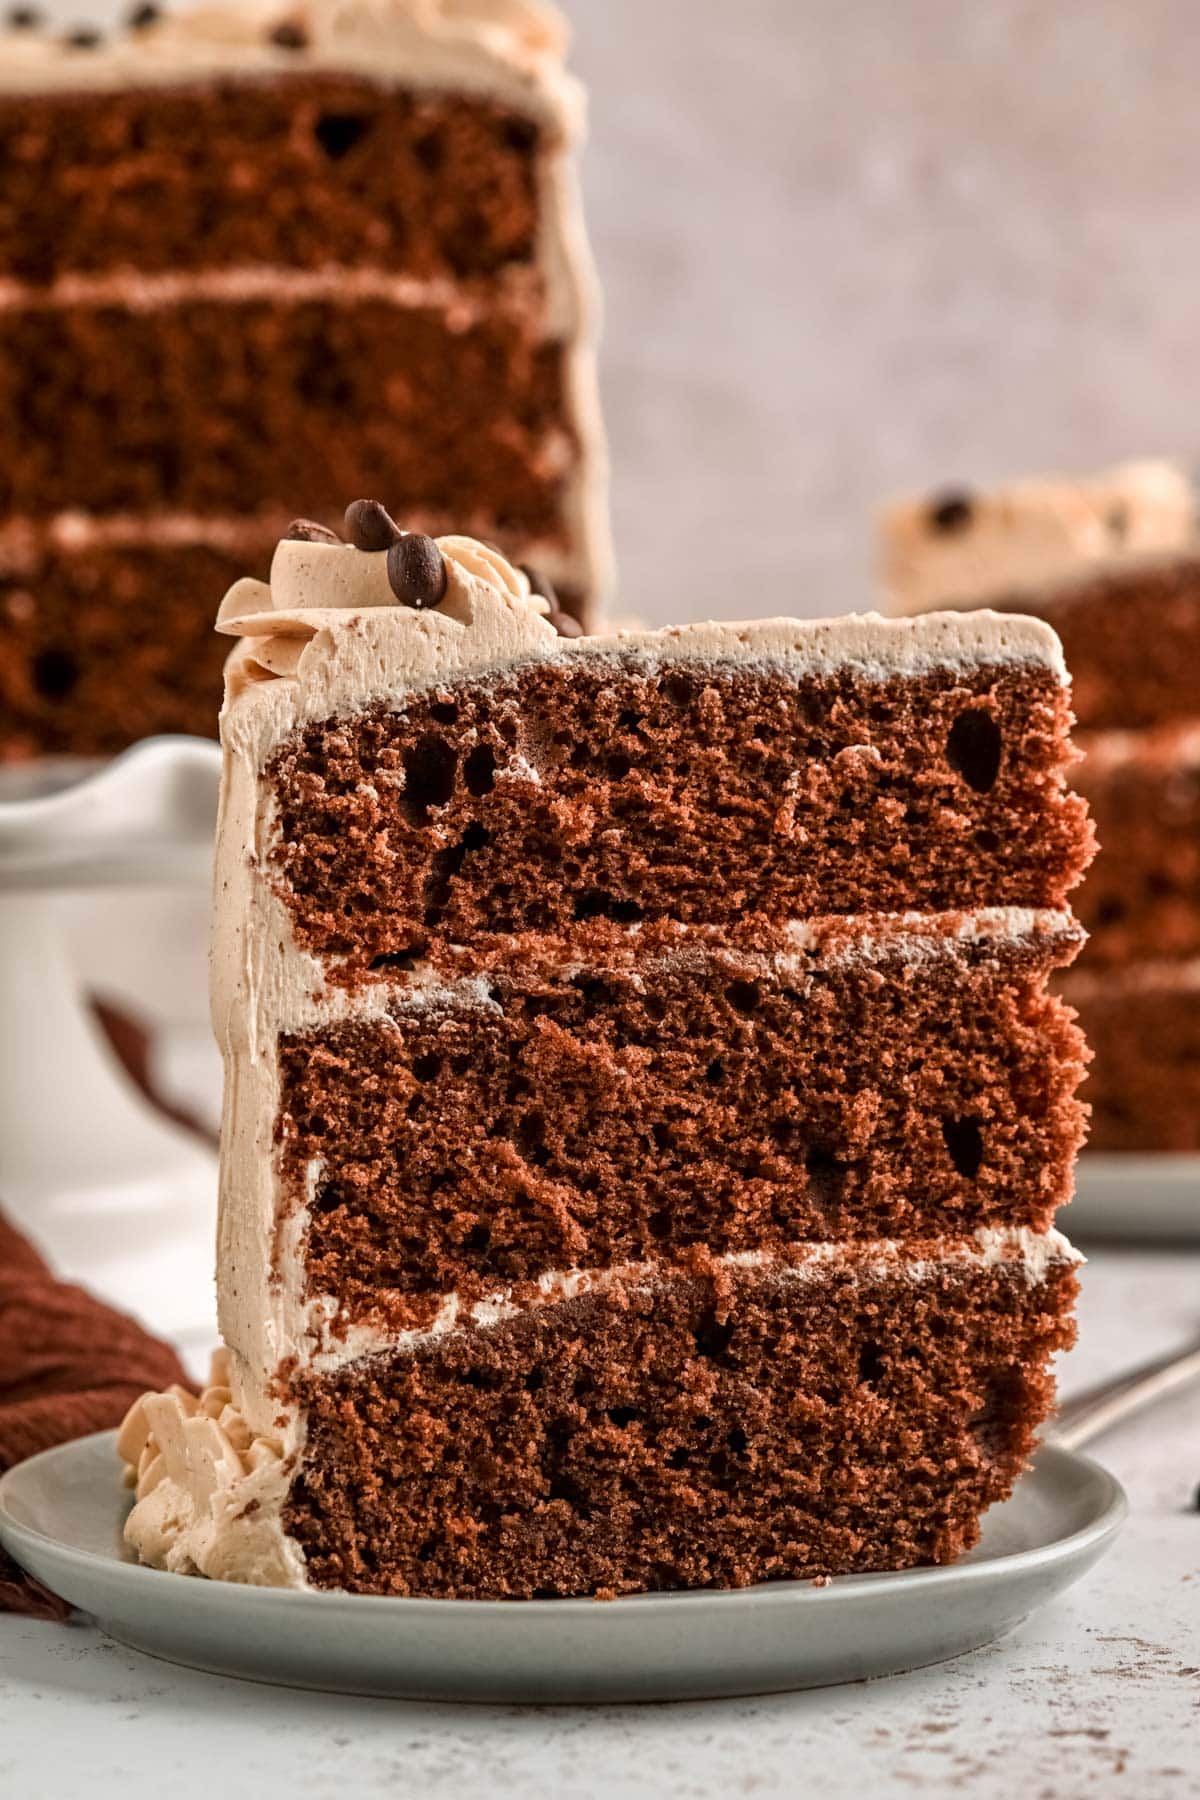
[881,457,1200,1152]
[0,1,608,760]
[119,516,1092,1598]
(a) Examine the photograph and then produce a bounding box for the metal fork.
[1053,1334,1200,1450]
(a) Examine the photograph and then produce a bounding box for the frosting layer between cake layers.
[122,530,1090,1594]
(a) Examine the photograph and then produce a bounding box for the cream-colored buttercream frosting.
[119,526,1081,1586]
[0,1,570,108]
[882,458,1198,615]
[0,0,611,613]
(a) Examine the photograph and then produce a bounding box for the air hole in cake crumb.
[946,709,1002,793]
[606,752,632,780]
[694,1315,735,1361]
[572,889,644,924]
[725,978,761,1015]
[617,709,641,731]
[430,700,459,725]
[857,1341,885,1385]
[313,112,372,159]
[547,1473,588,1512]
[648,1209,671,1239]
[501,117,539,155]
[652,1122,674,1151]
[805,1143,844,1200]
[310,1182,343,1216]
[369,946,424,973]
[297,346,352,410]
[464,744,497,796]
[644,995,666,1023]
[463,1223,491,1255]
[515,1112,547,1161]
[423,828,486,924]
[942,1115,984,1178]
[412,1053,441,1083]
[974,828,1000,854]
[403,733,457,818]
[571,973,614,1007]
[769,1117,795,1146]
[413,131,444,172]
[705,1059,726,1085]
[607,1406,640,1428]
[524,1367,544,1393]
[33,648,79,701]
[727,1426,749,1454]
[666,1445,689,1469]
[662,672,693,706]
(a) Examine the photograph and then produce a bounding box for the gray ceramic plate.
[1072,1155,1200,1241]
[0,1430,1125,1703]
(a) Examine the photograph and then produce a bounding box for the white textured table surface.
[2,1244,1197,1800]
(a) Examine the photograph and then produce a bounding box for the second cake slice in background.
[881,456,1200,1155]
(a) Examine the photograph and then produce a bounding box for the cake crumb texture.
[286,1260,1079,1598]
[284,929,1086,1334]
[269,658,1091,967]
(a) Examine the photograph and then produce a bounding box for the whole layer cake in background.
[119,510,1091,1598]
[881,457,1200,1154]
[0,0,608,760]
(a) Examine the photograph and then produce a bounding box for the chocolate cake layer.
[0,533,249,757]
[0,300,570,526]
[284,923,1086,1333]
[1061,965,1200,1153]
[285,1254,1078,1598]
[996,557,1200,732]
[1071,729,1200,966]
[0,78,543,287]
[268,657,1091,968]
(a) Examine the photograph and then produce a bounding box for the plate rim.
[0,1427,1128,1620]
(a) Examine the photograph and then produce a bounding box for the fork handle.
[1052,1339,1200,1450]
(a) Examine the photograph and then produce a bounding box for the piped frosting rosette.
[216,516,566,702]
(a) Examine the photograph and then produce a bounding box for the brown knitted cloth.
[0,1209,187,1620]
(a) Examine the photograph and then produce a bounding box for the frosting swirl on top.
[216,526,557,699]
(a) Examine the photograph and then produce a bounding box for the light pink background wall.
[570,0,1200,620]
